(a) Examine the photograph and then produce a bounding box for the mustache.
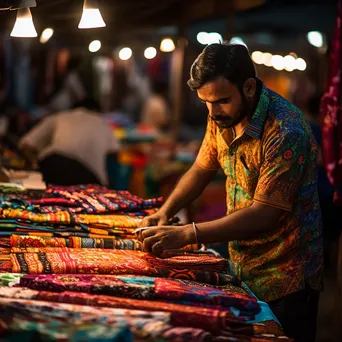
[210,115,233,122]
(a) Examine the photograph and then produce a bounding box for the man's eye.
[199,100,206,104]
[218,99,230,104]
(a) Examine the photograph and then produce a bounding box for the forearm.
[159,163,216,218]
[188,203,283,244]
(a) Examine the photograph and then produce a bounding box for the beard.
[211,93,251,129]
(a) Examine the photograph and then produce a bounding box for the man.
[19,98,120,186]
[138,43,323,341]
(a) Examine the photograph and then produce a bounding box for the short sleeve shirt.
[196,83,323,302]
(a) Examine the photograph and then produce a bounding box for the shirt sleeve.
[19,115,56,151]
[254,131,314,211]
[195,117,220,170]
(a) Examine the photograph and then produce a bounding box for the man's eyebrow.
[198,96,230,104]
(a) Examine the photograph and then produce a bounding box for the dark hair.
[187,43,256,91]
[73,98,101,112]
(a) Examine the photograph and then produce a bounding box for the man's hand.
[136,225,194,255]
[138,212,169,228]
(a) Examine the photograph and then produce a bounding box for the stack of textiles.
[0,184,292,341]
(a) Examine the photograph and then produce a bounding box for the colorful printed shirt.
[196,82,323,302]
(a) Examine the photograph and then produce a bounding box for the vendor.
[138,43,323,342]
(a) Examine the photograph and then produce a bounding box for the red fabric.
[35,290,246,335]
[321,0,342,205]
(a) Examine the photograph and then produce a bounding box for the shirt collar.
[244,82,271,140]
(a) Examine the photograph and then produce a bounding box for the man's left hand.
[136,225,194,255]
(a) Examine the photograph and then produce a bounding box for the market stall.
[0,183,291,341]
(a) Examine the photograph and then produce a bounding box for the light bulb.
[119,47,132,61]
[89,40,101,53]
[144,47,157,59]
[251,51,264,65]
[307,31,323,48]
[271,55,285,71]
[295,58,307,71]
[79,0,106,29]
[40,28,54,44]
[10,8,37,38]
[284,55,296,72]
[160,38,175,52]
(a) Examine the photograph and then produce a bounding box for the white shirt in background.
[19,108,120,185]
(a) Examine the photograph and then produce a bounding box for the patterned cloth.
[10,248,229,277]
[0,185,163,214]
[10,235,143,250]
[154,278,259,314]
[320,0,342,204]
[1,319,132,342]
[196,80,323,301]
[18,274,256,314]
[0,294,211,341]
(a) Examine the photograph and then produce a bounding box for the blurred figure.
[141,80,170,132]
[48,57,87,112]
[19,98,120,186]
[305,95,340,276]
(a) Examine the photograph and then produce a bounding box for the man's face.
[197,77,251,129]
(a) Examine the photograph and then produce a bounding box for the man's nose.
[207,103,220,116]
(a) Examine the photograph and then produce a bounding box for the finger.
[152,241,165,256]
[141,227,159,239]
[139,217,154,228]
[143,236,160,252]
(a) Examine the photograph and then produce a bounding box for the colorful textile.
[148,250,229,272]
[0,295,211,342]
[0,185,163,214]
[11,248,235,285]
[196,80,323,301]
[0,273,23,286]
[11,248,155,275]
[19,274,252,312]
[69,237,143,250]
[10,234,143,250]
[1,319,132,342]
[11,235,68,248]
[154,278,259,314]
[0,248,12,273]
[320,0,342,204]
[0,287,240,334]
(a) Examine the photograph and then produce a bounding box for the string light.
[251,50,307,72]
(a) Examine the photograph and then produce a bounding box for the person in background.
[19,98,120,186]
[305,94,340,276]
[48,57,87,112]
[137,43,322,342]
[141,80,171,133]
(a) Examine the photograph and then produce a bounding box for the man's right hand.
[138,212,169,228]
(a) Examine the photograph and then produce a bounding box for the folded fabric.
[19,274,256,314]
[0,185,163,214]
[10,247,228,274]
[0,287,238,335]
[10,235,143,251]
[154,278,259,314]
[0,295,211,342]
[0,317,132,342]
